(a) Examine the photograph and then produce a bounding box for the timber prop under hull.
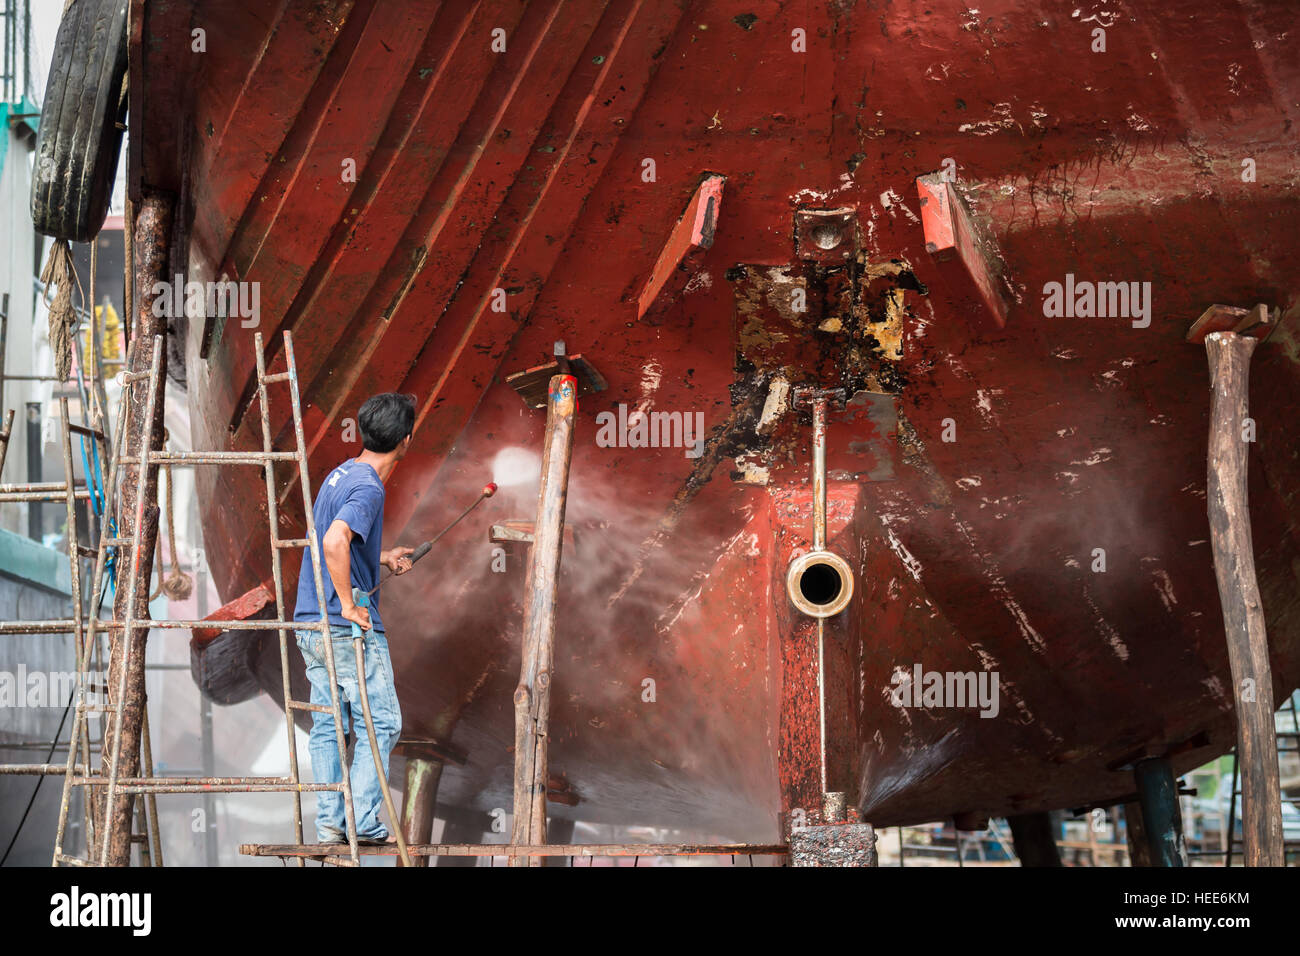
[118,0,1300,837]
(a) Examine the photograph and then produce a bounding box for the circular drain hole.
[786,550,854,618]
[799,562,843,606]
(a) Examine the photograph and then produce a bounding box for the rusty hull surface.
[130,1,1300,836]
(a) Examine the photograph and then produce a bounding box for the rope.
[67,264,114,590]
[150,428,193,602]
[39,239,83,382]
[161,456,192,600]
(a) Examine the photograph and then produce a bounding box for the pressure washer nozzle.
[483,482,498,497]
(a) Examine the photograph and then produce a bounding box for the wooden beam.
[1204,330,1285,866]
[101,194,172,866]
[1186,303,1277,345]
[243,841,788,859]
[489,519,576,550]
[510,374,577,866]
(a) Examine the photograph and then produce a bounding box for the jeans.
[295,625,402,841]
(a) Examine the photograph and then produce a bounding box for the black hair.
[358,393,416,452]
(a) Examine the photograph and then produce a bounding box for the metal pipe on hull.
[812,397,826,551]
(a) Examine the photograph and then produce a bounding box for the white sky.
[22,1,66,105]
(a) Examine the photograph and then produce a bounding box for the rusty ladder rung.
[67,423,106,440]
[0,764,93,775]
[240,842,791,859]
[117,451,300,466]
[0,488,92,503]
[0,620,84,634]
[67,776,348,794]
[0,617,329,635]
[0,480,86,492]
[287,699,331,714]
[96,618,324,632]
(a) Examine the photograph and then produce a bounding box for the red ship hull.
[126,0,1300,836]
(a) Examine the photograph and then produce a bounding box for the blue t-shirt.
[294,459,387,632]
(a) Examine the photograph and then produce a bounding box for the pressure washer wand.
[365,482,498,595]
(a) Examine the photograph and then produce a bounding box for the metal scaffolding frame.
[0,331,161,864]
[36,331,406,867]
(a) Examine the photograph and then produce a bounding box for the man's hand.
[340,601,372,632]
[382,545,415,576]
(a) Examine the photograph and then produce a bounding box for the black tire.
[30,0,129,242]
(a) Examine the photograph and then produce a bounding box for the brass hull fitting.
[786,549,854,618]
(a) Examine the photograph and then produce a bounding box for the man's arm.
[322,518,370,631]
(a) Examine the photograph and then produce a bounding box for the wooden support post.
[399,754,444,869]
[509,374,576,867]
[101,193,171,866]
[1133,757,1187,867]
[1204,330,1285,866]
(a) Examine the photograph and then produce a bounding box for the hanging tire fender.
[30,0,130,242]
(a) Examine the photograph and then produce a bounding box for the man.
[293,392,417,844]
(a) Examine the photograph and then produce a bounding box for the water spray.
[366,482,498,595]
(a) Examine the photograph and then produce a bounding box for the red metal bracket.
[916,173,1008,332]
[637,173,726,320]
[191,581,276,644]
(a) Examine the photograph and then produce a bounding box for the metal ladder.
[0,381,160,863]
[48,330,366,866]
